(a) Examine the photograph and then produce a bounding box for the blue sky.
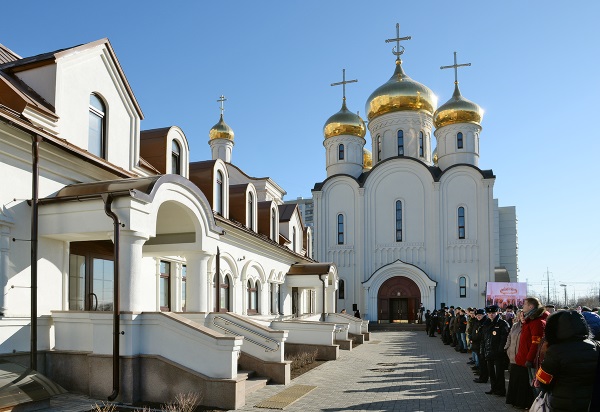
[3,1,599,302]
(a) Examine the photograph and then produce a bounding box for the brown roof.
[278,203,298,222]
[0,43,21,65]
[287,263,334,276]
[0,71,56,117]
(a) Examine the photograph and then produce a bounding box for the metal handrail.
[212,316,280,352]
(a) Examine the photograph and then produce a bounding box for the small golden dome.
[433,84,483,129]
[432,148,438,165]
[323,100,366,139]
[365,60,436,121]
[363,148,372,170]
[209,114,234,141]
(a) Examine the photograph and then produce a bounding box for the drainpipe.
[319,274,327,322]
[30,135,42,371]
[101,194,121,401]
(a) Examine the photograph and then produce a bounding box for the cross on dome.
[440,51,471,85]
[217,95,227,116]
[385,23,411,60]
[330,69,358,102]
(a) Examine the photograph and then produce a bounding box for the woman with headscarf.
[504,309,534,408]
[535,310,599,411]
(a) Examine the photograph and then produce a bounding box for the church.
[312,25,518,322]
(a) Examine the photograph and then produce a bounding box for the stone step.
[244,376,270,395]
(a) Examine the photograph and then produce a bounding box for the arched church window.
[458,207,466,239]
[395,200,403,242]
[293,227,297,251]
[339,279,345,299]
[459,276,467,298]
[338,144,345,160]
[214,273,230,312]
[215,170,224,215]
[457,132,464,149]
[248,192,254,230]
[419,131,424,157]
[397,130,404,156]
[337,214,344,245]
[271,208,277,241]
[247,279,258,314]
[377,135,382,161]
[89,94,107,158]
[171,140,181,174]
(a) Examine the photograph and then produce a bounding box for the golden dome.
[363,148,372,170]
[432,148,438,165]
[433,84,483,129]
[323,100,366,139]
[209,114,234,141]
[365,60,436,121]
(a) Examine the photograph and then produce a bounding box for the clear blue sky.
[3,1,599,302]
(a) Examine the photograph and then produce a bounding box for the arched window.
[271,208,277,241]
[171,140,181,174]
[214,273,230,312]
[459,276,467,298]
[247,192,254,230]
[88,94,106,158]
[419,131,424,157]
[338,144,345,160]
[339,279,345,299]
[337,214,344,245]
[215,170,224,215]
[458,207,466,239]
[398,130,404,156]
[377,134,382,161]
[292,227,297,252]
[247,280,258,314]
[457,132,464,149]
[307,231,312,258]
[395,201,403,242]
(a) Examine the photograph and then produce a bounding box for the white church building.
[0,39,371,410]
[312,28,518,322]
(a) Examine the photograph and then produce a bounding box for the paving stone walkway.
[232,330,520,412]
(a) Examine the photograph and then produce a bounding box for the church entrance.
[377,276,420,323]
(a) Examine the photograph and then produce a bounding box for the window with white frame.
[247,279,258,314]
[337,214,344,245]
[457,132,464,149]
[398,130,404,156]
[247,191,254,230]
[215,170,224,215]
[458,207,466,239]
[338,144,345,160]
[88,94,106,158]
[419,131,424,157]
[395,200,403,242]
[459,276,467,298]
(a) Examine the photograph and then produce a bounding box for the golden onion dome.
[432,148,438,165]
[365,60,436,121]
[433,84,483,129]
[209,114,234,141]
[323,100,366,139]
[363,148,372,170]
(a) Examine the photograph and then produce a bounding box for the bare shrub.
[285,349,318,371]
[91,403,117,412]
[162,391,201,412]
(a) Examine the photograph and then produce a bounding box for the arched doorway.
[377,276,420,323]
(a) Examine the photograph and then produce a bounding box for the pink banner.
[485,282,527,309]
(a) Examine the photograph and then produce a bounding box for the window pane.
[216,171,223,214]
[92,258,113,311]
[88,112,103,157]
[159,277,169,308]
[69,255,85,311]
[90,95,105,112]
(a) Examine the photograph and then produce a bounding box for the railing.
[213,316,280,352]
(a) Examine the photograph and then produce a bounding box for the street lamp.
[560,284,567,308]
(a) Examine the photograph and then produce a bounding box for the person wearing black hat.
[471,308,489,383]
[482,305,510,396]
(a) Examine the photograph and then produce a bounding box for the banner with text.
[485,282,527,309]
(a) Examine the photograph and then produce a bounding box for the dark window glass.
[248,192,254,230]
[216,171,224,215]
[398,130,404,156]
[377,135,382,161]
[88,94,106,158]
[459,276,467,298]
[339,279,345,299]
[181,265,186,312]
[271,208,277,240]
[338,144,345,160]
[458,207,466,239]
[419,131,424,157]
[247,280,258,314]
[159,261,170,311]
[293,227,297,251]
[457,132,464,149]
[337,214,344,245]
[219,276,230,311]
[396,201,403,242]
[171,140,181,174]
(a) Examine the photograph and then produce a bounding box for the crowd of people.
[424,298,600,411]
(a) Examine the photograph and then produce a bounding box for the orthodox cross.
[440,52,471,84]
[330,69,358,101]
[217,95,227,116]
[385,23,411,59]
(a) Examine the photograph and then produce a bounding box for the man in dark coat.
[482,305,510,396]
[472,309,489,383]
[428,310,438,337]
[424,309,431,334]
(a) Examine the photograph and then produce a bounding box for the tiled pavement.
[230,330,519,412]
[42,330,521,412]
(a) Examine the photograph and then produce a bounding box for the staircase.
[239,369,270,395]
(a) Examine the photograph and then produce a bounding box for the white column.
[185,252,211,312]
[119,231,149,312]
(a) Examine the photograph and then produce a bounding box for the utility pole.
[545,267,551,304]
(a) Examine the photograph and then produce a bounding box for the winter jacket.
[457,314,468,333]
[471,317,489,354]
[536,311,599,412]
[515,306,548,366]
[504,320,522,364]
[582,310,600,340]
[483,314,510,360]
